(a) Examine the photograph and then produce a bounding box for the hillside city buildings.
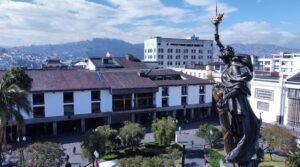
[1,54,213,139]
[258,52,300,76]
[143,35,213,68]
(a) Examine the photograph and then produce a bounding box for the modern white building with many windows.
[144,35,213,68]
[258,52,300,76]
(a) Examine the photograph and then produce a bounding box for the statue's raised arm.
[211,13,225,52]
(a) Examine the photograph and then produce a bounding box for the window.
[198,50,203,54]
[181,96,187,105]
[175,61,180,65]
[167,55,173,59]
[167,49,173,53]
[112,94,131,111]
[33,93,44,105]
[162,97,168,107]
[182,86,187,95]
[64,104,74,116]
[191,55,196,59]
[91,91,100,101]
[64,92,74,116]
[92,103,100,113]
[64,92,73,103]
[158,55,164,59]
[158,43,161,45]
[191,49,196,53]
[200,85,205,93]
[91,91,101,113]
[167,61,173,65]
[175,55,181,59]
[162,87,168,96]
[158,48,164,53]
[33,106,45,118]
[199,95,205,103]
[175,49,181,53]
[183,49,188,53]
[183,55,188,59]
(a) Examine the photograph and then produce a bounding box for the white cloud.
[220,21,300,48]
[0,0,298,49]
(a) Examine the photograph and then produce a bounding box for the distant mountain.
[1,38,300,69]
[14,38,144,59]
[215,43,300,56]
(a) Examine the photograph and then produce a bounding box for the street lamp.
[93,150,99,167]
[209,129,213,149]
[17,136,26,166]
[174,119,178,143]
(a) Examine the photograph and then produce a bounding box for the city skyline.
[0,0,299,48]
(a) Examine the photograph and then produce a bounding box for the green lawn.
[259,154,287,167]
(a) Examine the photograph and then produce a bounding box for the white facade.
[25,84,212,119]
[249,77,286,124]
[144,36,213,68]
[258,52,300,76]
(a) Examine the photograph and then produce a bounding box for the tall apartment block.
[144,35,213,68]
[258,52,300,76]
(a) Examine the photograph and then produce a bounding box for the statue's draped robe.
[221,59,260,165]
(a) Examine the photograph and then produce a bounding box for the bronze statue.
[211,9,263,167]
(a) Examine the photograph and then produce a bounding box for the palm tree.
[0,79,31,166]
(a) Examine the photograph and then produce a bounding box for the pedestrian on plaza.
[73,145,76,154]
[66,154,70,162]
[191,140,194,148]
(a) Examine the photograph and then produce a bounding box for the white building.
[143,35,213,68]
[249,71,300,130]
[258,52,300,76]
[2,56,213,138]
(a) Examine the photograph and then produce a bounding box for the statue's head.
[219,45,235,64]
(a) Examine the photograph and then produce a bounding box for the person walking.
[73,145,76,154]
[191,140,194,148]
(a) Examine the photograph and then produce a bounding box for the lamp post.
[17,136,26,166]
[209,129,213,149]
[174,119,178,143]
[93,150,99,167]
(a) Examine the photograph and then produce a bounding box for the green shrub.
[144,142,166,148]
[102,153,119,160]
[170,143,182,151]
[208,149,224,167]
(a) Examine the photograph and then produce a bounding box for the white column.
[131,113,135,122]
[131,93,135,110]
[107,115,112,125]
[153,112,156,120]
[190,108,195,119]
[52,122,57,136]
[22,126,26,137]
[207,107,211,117]
[81,119,85,133]
[173,110,177,118]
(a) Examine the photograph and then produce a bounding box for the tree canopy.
[81,130,107,161]
[119,121,146,149]
[151,116,175,146]
[262,125,296,153]
[195,123,219,144]
[21,142,65,167]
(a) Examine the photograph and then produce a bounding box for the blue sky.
[0,0,299,48]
